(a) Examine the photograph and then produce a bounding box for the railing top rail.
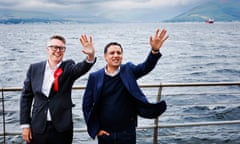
[158,82,240,87]
[1,82,240,91]
[2,120,240,136]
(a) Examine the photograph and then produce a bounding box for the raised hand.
[150,29,168,51]
[80,35,95,61]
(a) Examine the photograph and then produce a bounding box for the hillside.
[0,9,63,24]
[0,9,111,24]
[167,0,240,22]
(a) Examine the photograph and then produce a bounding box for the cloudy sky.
[0,0,210,21]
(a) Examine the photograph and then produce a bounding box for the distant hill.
[167,0,240,22]
[0,9,112,24]
[0,9,64,24]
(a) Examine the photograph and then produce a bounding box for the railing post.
[153,84,162,144]
[1,89,6,144]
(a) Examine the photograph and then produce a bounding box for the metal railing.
[1,82,240,144]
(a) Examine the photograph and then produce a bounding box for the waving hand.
[80,35,95,61]
[150,29,168,52]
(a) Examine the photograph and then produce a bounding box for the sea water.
[0,22,239,143]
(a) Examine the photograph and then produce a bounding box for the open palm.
[150,29,168,51]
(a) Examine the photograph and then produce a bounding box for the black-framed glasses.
[48,45,66,52]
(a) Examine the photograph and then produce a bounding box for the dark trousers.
[97,126,136,144]
[30,122,73,144]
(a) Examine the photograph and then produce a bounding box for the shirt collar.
[46,60,62,72]
[104,66,120,77]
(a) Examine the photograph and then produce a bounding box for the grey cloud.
[40,0,113,5]
[0,0,21,7]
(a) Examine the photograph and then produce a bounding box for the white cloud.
[0,0,205,10]
[0,0,51,9]
[90,0,206,21]
[98,0,202,10]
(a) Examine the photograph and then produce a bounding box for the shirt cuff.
[21,124,30,129]
[85,57,96,63]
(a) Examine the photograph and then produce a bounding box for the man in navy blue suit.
[82,29,169,144]
[20,34,96,144]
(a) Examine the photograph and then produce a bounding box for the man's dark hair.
[104,42,123,54]
[49,35,66,44]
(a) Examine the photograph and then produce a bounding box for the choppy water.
[0,22,240,144]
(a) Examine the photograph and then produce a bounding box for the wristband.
[152,49,159,52]
[151,49,159,54]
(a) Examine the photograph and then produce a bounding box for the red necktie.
[54,68,63,92]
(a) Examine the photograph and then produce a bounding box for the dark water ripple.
[214,69,240,75]
[182,106,240,121]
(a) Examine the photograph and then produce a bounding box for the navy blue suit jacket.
[20,59,95,134]
[82,52,167,139]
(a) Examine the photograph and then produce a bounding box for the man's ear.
[104,54,107,61]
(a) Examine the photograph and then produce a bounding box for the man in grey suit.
[20,34,96,144]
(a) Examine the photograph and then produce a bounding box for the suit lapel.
[38,61,47,93]
[120,64,148,102]
[95,69,105,102]
[120,65,130,91]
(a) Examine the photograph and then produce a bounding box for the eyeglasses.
[48,45,66,52]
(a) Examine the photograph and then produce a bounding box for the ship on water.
[205,18,214,23]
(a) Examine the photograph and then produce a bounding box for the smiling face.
[104,44,123,71]
[46,38,66,65]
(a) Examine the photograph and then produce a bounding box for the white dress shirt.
[104,66,120,77]
[42,61,62,121]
